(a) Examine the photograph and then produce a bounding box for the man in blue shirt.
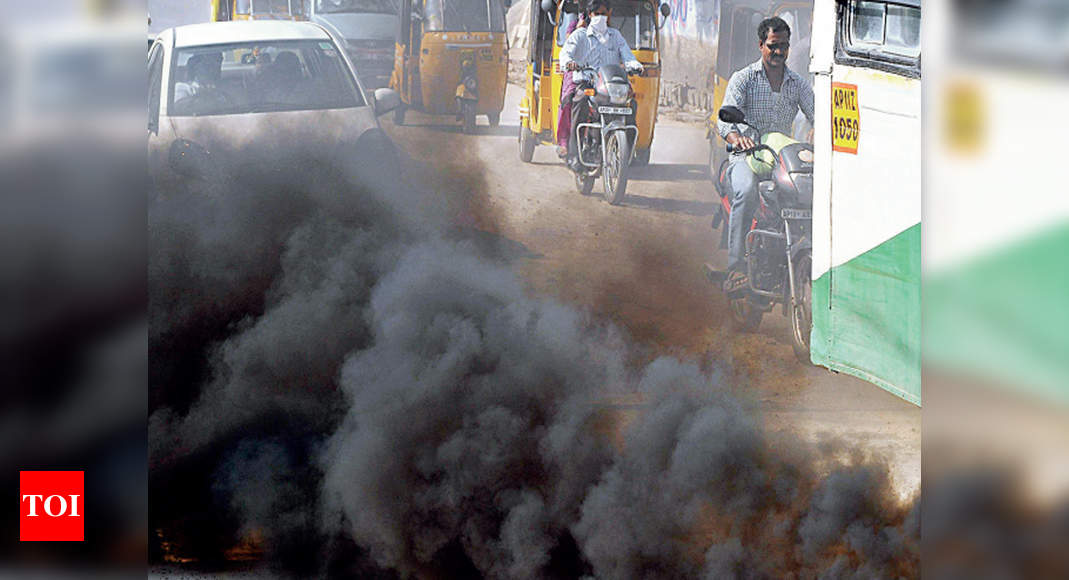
[718,16,814,274]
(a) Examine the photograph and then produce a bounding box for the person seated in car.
[259,51,305,104]
[174,52,225,103]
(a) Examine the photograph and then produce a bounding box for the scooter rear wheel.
[575,172,595,195]
[729,296,763,332]
[461,103,477,134]
[790,250,814,364]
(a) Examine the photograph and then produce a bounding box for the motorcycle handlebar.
[726,143,776,156]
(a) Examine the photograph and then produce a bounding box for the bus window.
[236,0,251,14]
[841,0,920,75]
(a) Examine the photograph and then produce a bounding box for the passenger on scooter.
[559,0,643,169]
[718,16,814,276]
[555,8,587,160]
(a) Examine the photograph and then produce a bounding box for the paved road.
[383,83,920,499]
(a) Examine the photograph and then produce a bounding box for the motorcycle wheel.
[575,171,595,195]
[488,111,501,127]
[461,104,477,134]
[790,249,814,364]
[519,125,536,163]
[393,104,406,126]
[603,130,630,205]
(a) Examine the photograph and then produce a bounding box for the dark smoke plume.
[149,121,919,577]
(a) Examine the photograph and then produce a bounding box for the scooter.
[455,51,479,134]
[706,105,815,362]
[570,64,640,204]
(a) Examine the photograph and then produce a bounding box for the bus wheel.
[790,250,814,364]
[519,125,536,163]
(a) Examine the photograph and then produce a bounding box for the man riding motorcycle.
[718,16,814,279]
[559,0,643,170]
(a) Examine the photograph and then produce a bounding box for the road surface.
[384,83,920,499]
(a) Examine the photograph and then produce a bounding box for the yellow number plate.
[832,82,860,154]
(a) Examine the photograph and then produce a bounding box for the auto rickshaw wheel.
[393,105,406,126]
[519,126,536,163]
[632,147,651,166]
[488,111,501,127]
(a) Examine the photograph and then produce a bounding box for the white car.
[148,20,401,189]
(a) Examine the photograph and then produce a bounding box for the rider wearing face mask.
[559,0,642,169]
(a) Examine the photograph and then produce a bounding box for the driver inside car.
[174,52,225,104]
[559,0,642,169]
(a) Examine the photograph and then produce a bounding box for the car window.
[169,39,365,117]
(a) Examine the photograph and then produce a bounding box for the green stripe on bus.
[812,223,921,405]
[925,224,1069,404]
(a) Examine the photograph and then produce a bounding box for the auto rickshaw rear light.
[584,88,596,96]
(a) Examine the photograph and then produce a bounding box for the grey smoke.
[149,123,920,577]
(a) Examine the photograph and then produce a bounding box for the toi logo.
[20,471,84,541]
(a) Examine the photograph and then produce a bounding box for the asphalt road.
[383,82,920,499]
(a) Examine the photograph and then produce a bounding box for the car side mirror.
[373,87,401,116]
[660,3,671,18]
[540,0,556,15]
[718,106,745,124]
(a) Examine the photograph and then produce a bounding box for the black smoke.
[149,122,920,577]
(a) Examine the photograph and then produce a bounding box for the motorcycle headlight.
[606,83,629,105]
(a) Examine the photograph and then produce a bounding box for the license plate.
[781,208,811,219]
[598,106,632,115]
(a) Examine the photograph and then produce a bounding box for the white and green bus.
[808,0,921,404]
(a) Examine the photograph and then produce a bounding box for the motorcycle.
[707,105,815,362]
[455,51,479,134]
[570,64,640,204]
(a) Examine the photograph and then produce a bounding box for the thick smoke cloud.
[149,122,919,577]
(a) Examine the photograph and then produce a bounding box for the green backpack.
[747,132,798,176]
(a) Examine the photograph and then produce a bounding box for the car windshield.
[169,39,365,117]
[316,0,396,14]
[424,0,506,33]
[611,1,657,51]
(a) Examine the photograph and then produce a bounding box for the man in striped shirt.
[718,16,814,274]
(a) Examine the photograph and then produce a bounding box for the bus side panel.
[812,66,921,405]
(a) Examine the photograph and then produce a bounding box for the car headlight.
[606,83,629,105]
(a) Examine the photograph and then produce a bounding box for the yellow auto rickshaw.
[390,0,510,133]
[519,0,669,166]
